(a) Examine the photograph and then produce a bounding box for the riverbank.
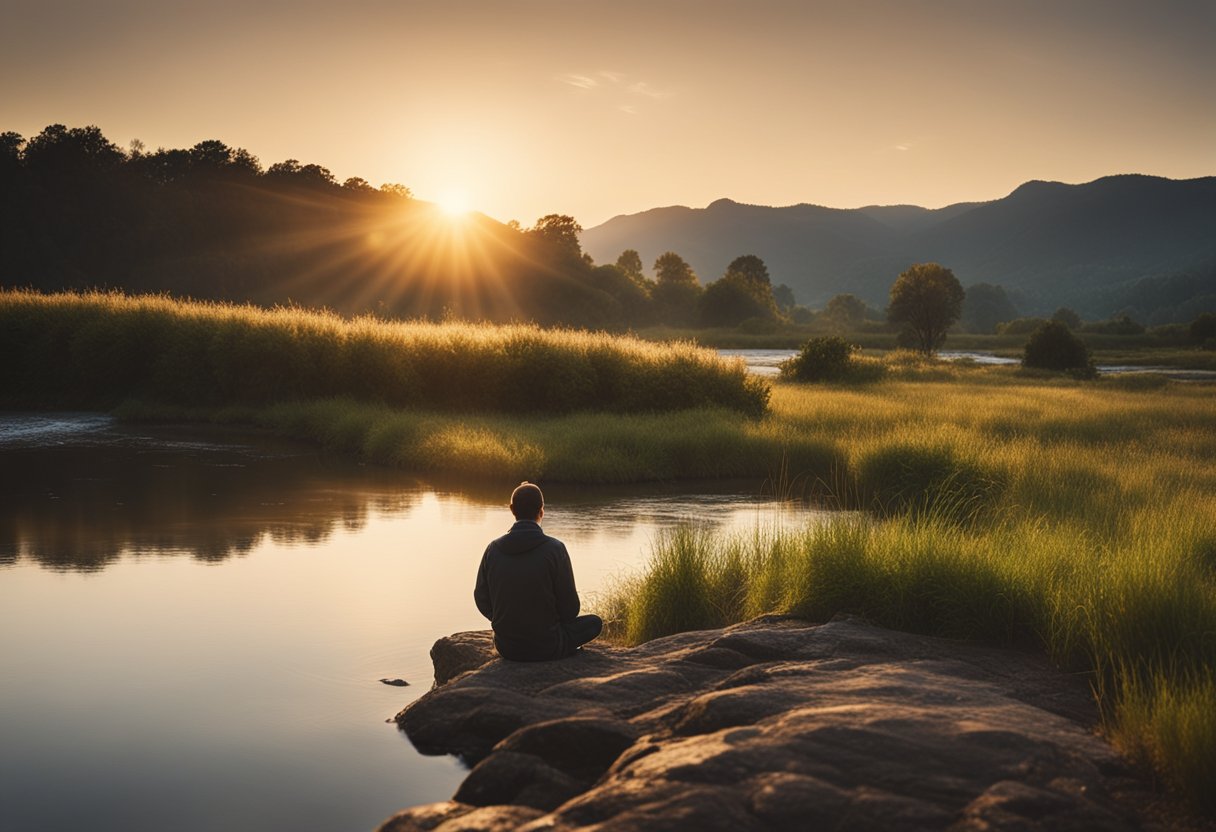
[0,290,768,416]
[635,325,1216,370]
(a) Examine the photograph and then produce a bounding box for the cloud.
[894,144,910,151]
[618,104,639,115]
[560,74,599,90]
[556,71,671,105]
[628,81,670,99]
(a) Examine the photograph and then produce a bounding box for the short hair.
[510,481,544,521]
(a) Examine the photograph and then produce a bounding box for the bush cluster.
[1022,320,1094,374]
[781,336,858,382]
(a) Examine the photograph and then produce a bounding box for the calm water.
[0,414,826,832]
[721,347,1216,379]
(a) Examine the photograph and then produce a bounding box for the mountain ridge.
[581,174,1216,317]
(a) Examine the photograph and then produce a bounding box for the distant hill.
[581,175,1216,318]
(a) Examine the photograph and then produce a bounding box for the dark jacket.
[474,520,580,661]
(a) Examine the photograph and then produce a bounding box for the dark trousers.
[556,614,603,658]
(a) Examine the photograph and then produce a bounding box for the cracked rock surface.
[380,616,1145,831]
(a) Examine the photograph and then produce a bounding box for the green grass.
[597,374,1216,812]
[0,289,768,416]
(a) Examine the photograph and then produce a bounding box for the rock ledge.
[381,616,1145,831]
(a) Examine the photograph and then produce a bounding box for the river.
[0,414,826,832]
[720,348,1216,379]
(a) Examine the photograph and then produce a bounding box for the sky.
[2,0,1214,227]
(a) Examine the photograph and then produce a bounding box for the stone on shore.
[379,616,1146,831]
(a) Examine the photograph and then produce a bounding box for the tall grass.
[0,290,768,416]
[600,375,1216,811]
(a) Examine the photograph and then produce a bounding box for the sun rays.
[230,187,528,321]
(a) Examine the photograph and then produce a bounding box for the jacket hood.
[495,520,550,555]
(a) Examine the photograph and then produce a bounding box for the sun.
[436,188,471,217]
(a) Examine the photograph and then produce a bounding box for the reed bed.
[0,290,768,415]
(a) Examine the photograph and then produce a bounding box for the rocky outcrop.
[380,616,1146,831]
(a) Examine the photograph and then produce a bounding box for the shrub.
[781,336,857,382]
[1022,320,1093,373]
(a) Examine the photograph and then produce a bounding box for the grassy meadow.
[599,372,1216,811]
[4,289,1214,810]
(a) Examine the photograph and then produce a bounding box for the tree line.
[1,124,1205,340]
[0,124,798,329]
[0,124,838,332]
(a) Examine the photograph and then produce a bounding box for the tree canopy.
[887,263,965,354]
[616,249,644,281]
[724,254,771,293]
[651,252,702,325]
[699,254,779,326]
[530,214,583,261]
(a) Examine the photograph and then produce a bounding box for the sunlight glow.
[436,189,471,217]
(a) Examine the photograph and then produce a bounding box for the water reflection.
[0,414,829,832]
[0,416,810,573]
[0,437,429,570]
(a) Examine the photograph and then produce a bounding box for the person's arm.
[553,543,580,622]
[474,547,493,621]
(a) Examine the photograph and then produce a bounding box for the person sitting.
[473,481,603,661]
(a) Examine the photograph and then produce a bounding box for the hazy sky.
[3,0,1213,226]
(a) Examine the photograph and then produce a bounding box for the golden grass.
[0,289,769,415]
[599,372,1216,811]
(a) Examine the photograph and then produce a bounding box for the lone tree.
[887,263,965,354]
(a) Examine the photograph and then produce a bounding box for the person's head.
[510,481,544,522]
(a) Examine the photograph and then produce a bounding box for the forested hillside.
[581,175,1216,321]
[0,125,628,327]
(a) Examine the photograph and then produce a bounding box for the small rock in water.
[379,678,410,687]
